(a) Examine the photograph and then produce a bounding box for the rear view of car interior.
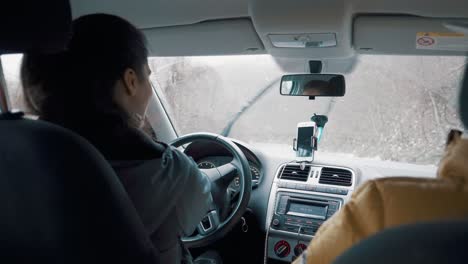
[1,0,468,263]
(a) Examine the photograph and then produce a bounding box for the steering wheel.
[170,133,252,248]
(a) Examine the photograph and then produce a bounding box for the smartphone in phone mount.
[293,122,317,162]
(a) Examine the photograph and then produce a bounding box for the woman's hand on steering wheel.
[170,132,252,248]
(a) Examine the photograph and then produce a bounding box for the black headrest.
[0,0,71,54]
[460,64,468,129]
[333,220,468,264]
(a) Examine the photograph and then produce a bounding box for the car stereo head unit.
[286,198,329,219]
[270,192,342,236]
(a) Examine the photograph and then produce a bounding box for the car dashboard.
[183,138,436,263]
[184,140,264,191]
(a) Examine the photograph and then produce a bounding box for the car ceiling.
[71,0,249,29]
[71,0,468,73]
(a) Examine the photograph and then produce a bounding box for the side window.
[1,54,26,112]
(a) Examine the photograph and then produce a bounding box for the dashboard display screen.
[288,202,328,218]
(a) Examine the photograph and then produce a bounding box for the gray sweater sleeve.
[170,148,213,236]
[111,146,213,238]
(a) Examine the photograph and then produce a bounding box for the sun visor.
[354,16,468,56]
[143,19,265,56]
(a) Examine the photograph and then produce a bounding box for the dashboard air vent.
[279,164,310,182]
[319,167,353,186]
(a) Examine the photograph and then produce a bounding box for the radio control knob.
[272,218,280,226]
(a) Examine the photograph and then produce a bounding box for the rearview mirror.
[280,74,345,97]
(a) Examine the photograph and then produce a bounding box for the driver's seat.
[0,1,157,263]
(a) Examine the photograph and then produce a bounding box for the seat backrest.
[333,220,468,264]
[0,118,158,263]
[0,1,157,262]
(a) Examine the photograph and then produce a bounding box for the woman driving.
[21,14,215,264]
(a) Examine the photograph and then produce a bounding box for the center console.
[271,192,342,236]
[265,163,355,262]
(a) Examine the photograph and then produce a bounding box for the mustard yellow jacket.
[294,131,468,264]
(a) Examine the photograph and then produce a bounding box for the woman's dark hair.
[21,14,151,159]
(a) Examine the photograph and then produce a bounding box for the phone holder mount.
[311,114,328,143]
[291,115,329,164]
[311,114,328,128]
[292,121,318,163]
[293,136,317,164]
[292,137,318,152]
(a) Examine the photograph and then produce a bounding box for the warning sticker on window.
[416,32,468,51]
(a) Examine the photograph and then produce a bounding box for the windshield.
[1,54,464,165]
[149,55,465,165]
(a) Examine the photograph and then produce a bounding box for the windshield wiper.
[221,78,281,137]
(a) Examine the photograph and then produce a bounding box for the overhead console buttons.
[269,33,337,48]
